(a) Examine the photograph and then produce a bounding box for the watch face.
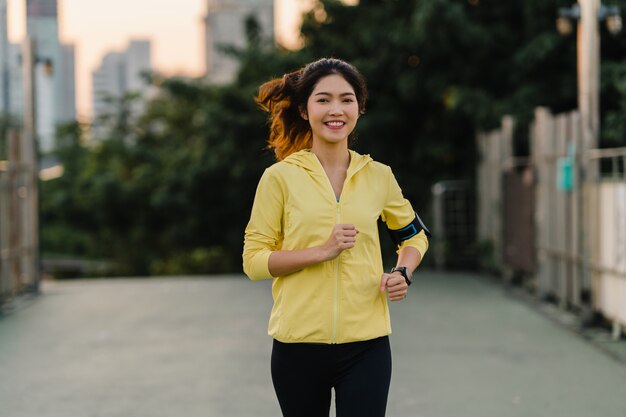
[393,267,412,283]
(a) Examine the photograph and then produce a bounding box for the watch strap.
[391,266,412,286]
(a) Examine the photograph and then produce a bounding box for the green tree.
[39,1,626,275]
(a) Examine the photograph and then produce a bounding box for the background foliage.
[38,0,626,276]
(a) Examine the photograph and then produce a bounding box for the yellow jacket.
[243,149,428,344]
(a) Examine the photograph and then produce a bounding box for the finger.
[387,284,408,297]
[385,276,405,289]
[339,239,356,246]
[389,293,407,302]
[388,287,407,297]
[380,274,389,292]
[387,280,407,291]
[387,287,408,298]
[338,224,356,230]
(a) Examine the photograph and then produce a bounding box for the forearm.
[394,246,422,273]
[268,223,358,277]
[268,246,326,277]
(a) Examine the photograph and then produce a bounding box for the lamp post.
[556,1,621,322]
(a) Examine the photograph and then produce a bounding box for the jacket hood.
[283,149,373,178]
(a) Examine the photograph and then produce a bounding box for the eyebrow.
[314,92,356,97]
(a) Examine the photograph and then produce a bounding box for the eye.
[317,98,329,103]
[343,98,355,103]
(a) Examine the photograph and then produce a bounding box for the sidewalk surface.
[1,272,625,417]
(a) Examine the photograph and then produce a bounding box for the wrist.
[390,266,413,286]
[316,245,331,263]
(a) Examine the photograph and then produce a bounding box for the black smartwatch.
[390,266,413,286]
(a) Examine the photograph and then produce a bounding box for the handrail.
[587,147,626,159]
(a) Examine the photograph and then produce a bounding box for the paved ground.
[1,272,625,417]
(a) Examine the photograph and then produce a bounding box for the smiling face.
[303,74,360,149]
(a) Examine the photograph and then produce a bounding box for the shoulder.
[354,154,397,189]
[258,160,302,189]
[348,150,390,172]
[264,160,299,177]
[368,160,392,173]
[361,157,393,177]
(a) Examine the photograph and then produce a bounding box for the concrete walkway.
[1,272,625,417]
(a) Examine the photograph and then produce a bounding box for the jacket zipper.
[332,201,341,343]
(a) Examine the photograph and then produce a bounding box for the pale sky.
[7,0,314,121]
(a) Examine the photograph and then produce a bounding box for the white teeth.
[325,121,344,127]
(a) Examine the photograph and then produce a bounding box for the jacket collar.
[283,149,372,180]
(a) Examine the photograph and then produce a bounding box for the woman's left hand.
[379,272,408,301]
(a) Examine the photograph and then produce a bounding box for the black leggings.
[271,336,392,417]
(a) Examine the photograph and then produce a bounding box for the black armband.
[386,213,432,246]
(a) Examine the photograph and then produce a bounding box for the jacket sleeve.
[242,169,284,280]
[380,166,429,258]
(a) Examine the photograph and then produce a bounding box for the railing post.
[7,129,20,295]
[569,111,583,309]
[20,37,40,292]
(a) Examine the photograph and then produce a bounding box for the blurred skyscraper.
[91,40,152,139]
[25,0,76,153]
[92,52,125,120]
[7,43,23,117]
[59,43,76,123]
[0,0,9,114]
[204,0,274,83]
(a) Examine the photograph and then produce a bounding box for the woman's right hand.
[267,224,359,277]
[319,224,359,261]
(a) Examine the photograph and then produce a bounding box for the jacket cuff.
[244,250,274,280]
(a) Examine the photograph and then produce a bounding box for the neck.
[310,142,350,169]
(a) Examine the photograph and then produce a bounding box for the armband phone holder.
[386,212,432,246]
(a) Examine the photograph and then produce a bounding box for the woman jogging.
[243,58,430,417]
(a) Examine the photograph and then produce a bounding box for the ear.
[299,106,308,120]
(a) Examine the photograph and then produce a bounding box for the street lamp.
[603,6,623,34]
[556,4,579,35]
[557,3,622,36]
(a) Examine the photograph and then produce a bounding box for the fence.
[531,108,585,308]
[587,147,626,335]
[0,39,40,309]
[476,116,513,273]
[0,129,40,308]
[431,180,476,270]
[477,108,626,334]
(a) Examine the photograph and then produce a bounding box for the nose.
[329,101,344,115]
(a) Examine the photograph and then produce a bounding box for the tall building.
[27,0,61,152]
[125,40,151,93]
[204,0,274,84]
[92,52,125,122]
[26,0,76,152]
[7,43,23,117]
[59,43,76,122]
[0,0,9,114]
[91,40,152,138]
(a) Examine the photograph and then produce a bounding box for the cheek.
[348,105,360,121]
[307,104,325,122]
